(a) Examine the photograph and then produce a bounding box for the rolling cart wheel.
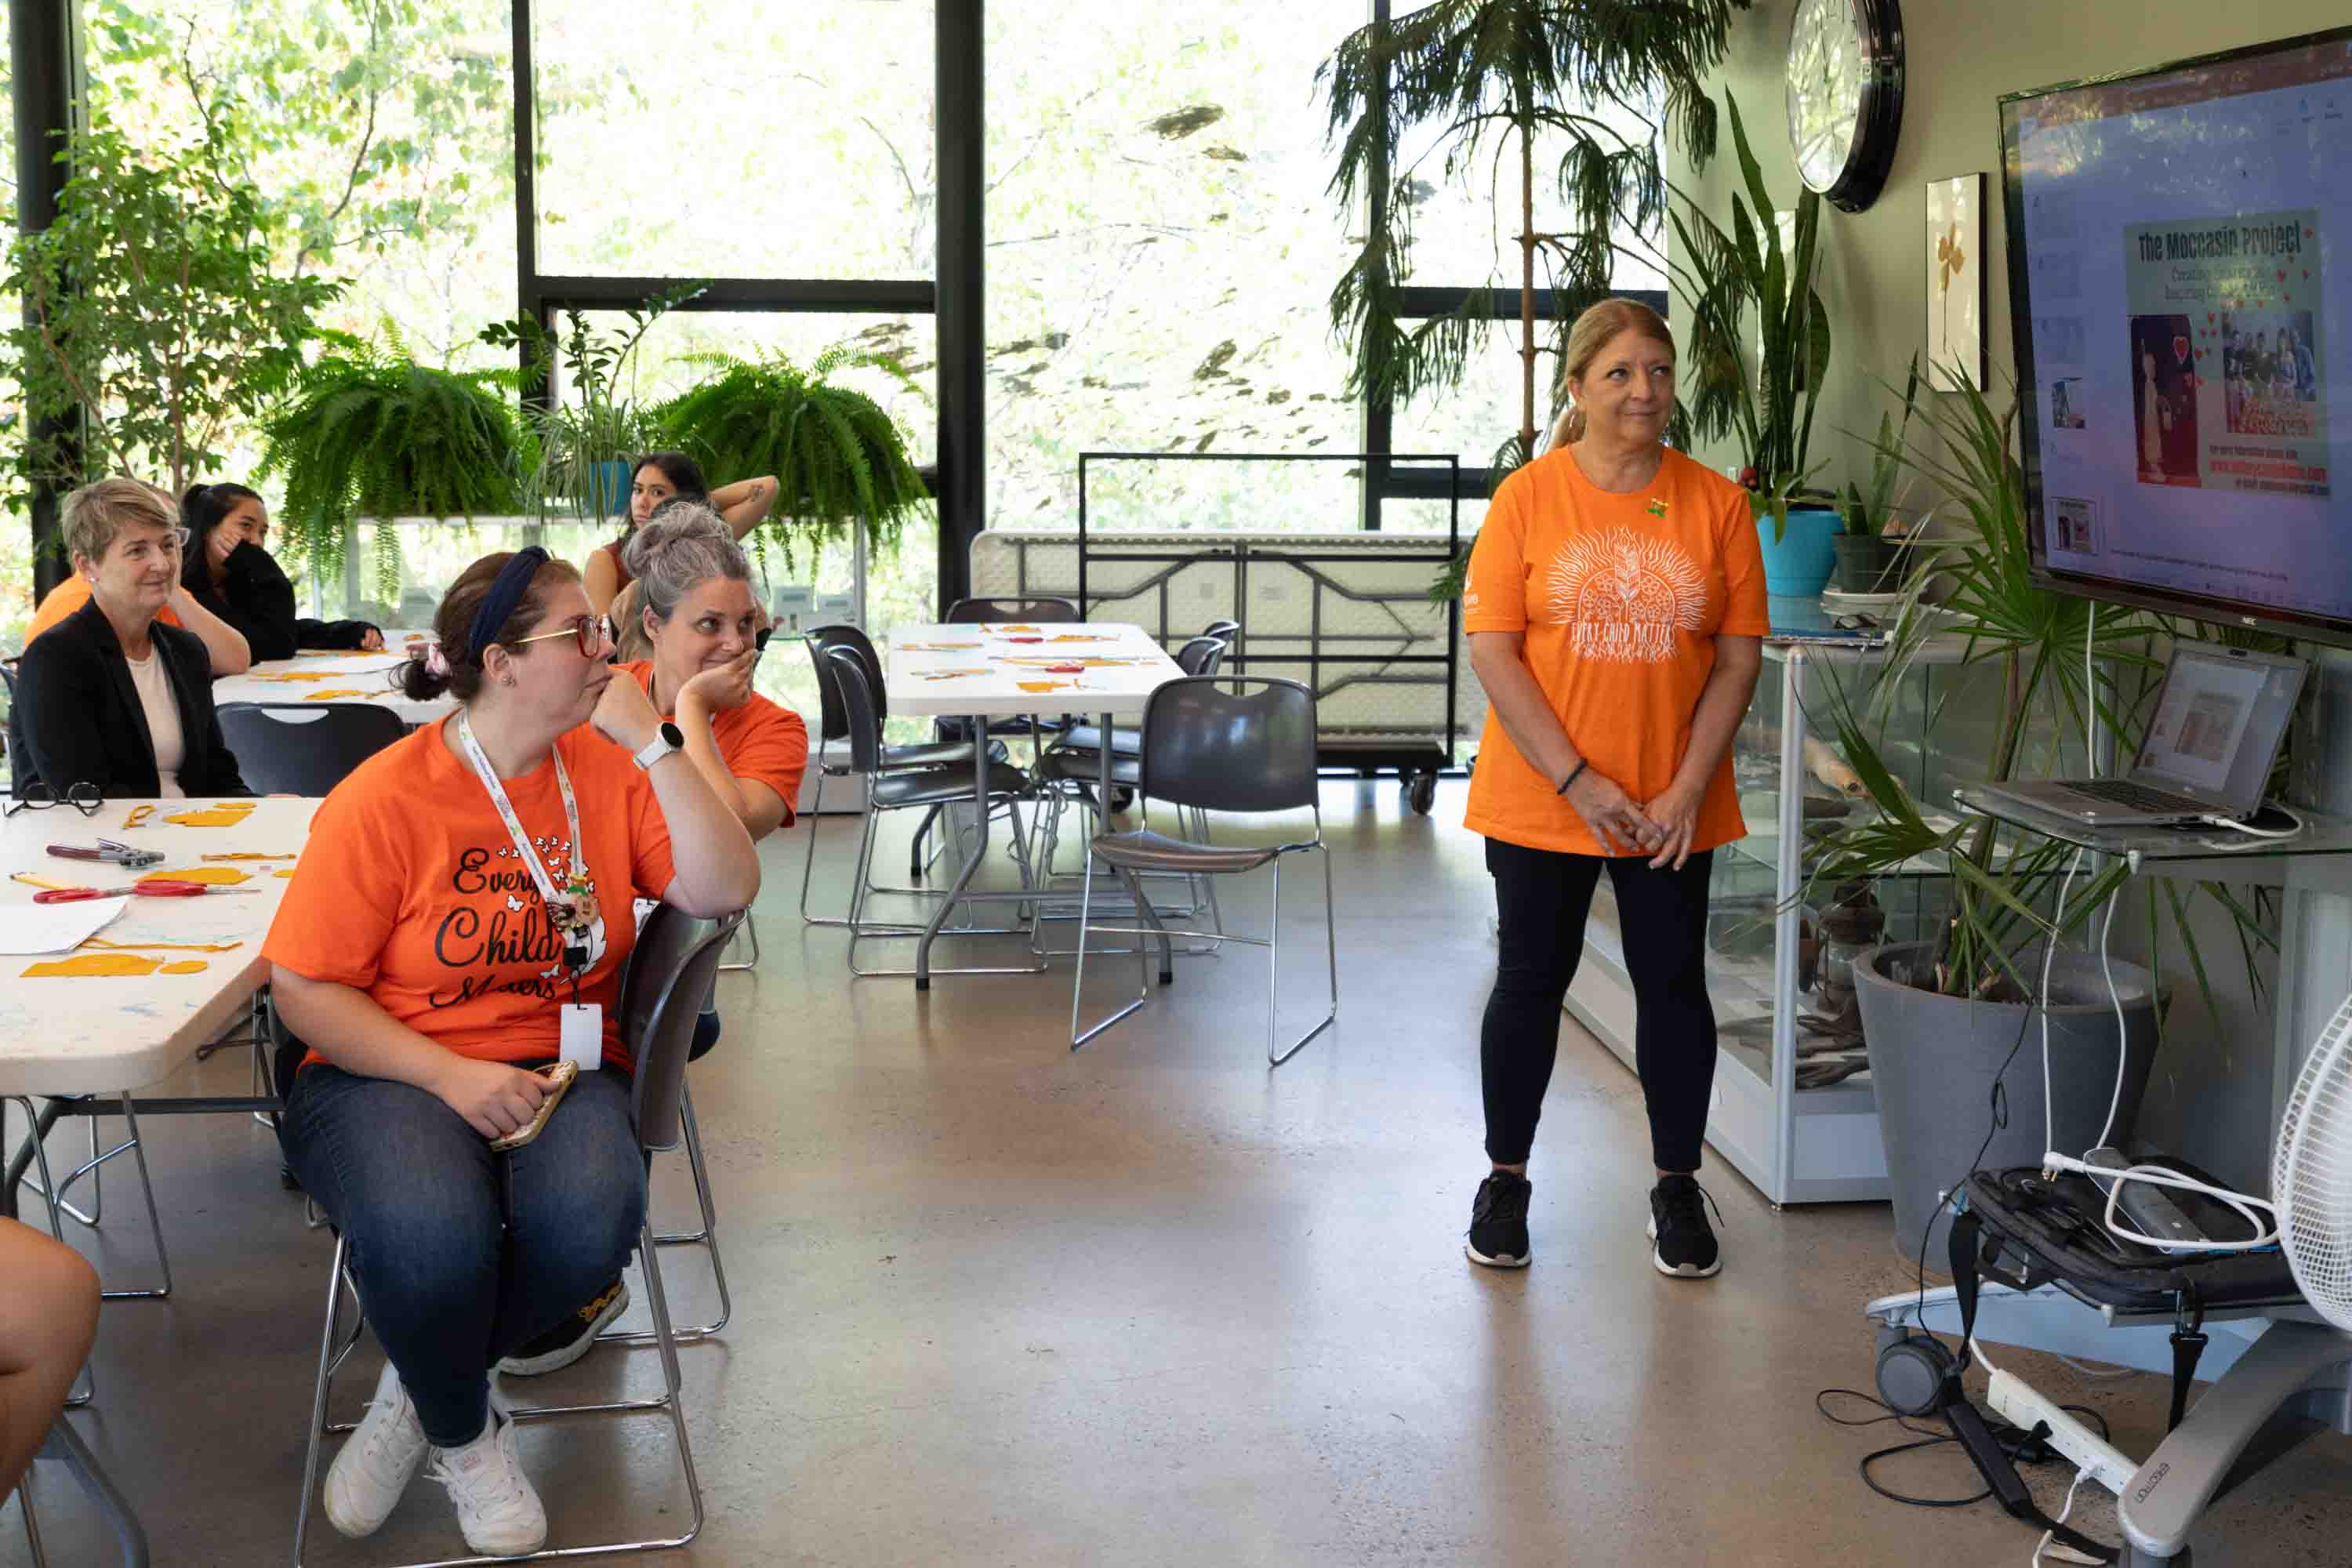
[1407,769,1439,815]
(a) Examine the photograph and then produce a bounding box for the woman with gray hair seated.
[495,502,805,1380]
[10,478,252,800]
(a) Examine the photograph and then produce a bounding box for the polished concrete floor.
[6,779,2349,1566]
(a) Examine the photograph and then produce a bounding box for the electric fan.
[2274,989,2352,1330]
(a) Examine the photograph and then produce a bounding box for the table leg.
[915,712,993,991]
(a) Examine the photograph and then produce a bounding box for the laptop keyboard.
[2067,778,2205,814]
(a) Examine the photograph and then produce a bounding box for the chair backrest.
[1198,619,1240,644]
[945,596,1080,625]
[803,622,887,742]
[1173,636,1226,677]
[619,904,746,1150]
[217,702,408,797]
[823,643,887,775]
[1138,676,1317,814]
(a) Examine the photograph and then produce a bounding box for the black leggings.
[1480,837,1717,1172]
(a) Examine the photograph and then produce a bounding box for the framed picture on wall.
[1927,173,1986,387]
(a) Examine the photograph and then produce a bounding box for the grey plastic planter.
[1855,941,2163,1264]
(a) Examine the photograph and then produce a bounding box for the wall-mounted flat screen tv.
[2002,27,2352,643]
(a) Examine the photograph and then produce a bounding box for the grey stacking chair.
[216,702,407,796]
[797,624,1000,926]
[943,595,1080,624]
[289,906,743,1566]
[1069,676,1336,1065]
[826,644,1043,979]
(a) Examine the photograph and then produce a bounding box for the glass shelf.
[1951,787,2352,866]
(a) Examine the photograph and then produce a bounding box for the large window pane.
[532,0,935,281]
[985,3,1368,532]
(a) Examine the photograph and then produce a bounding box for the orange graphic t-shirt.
[1461,445,1769,857]
[615,660,809,825]
[264,721,679,1071]
[25,575,183,645]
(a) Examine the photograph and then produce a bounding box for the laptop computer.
[1976,643,2307,827]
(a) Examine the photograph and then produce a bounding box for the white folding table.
[210,634,451,728]
[884,622,1187,989]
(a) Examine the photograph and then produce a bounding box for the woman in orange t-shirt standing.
[263,549,758,1557]
[1458,299,1768,1280]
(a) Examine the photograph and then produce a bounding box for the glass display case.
[1566,633,1996,1205]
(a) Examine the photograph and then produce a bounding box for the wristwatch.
[633,720,686,771]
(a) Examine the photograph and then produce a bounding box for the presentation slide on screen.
[2019,45,2352,623]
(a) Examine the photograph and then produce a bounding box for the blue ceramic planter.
[1756,505,1844,597]
[587,459,633,519]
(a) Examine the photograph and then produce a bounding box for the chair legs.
[24,1417,149,1568]
[603,1085,731,1345]
[1068,842,1337,1066]
[292,1223,705,1566]
[8,1095,172,1302]
[716,912,760,975]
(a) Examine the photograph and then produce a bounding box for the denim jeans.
[1480,837,1718,1172]
[277,1062,647,1447]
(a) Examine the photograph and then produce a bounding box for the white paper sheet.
[0,898,126,955]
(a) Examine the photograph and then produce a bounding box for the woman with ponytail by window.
[580,452,777,617]
[179,482,383,661]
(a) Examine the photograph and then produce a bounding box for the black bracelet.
[1556,760,1588,796]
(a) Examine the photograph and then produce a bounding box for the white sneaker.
[325,1363,429,1538]
[428,1393,547,1556]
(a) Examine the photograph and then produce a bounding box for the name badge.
[561,1003,604,1072]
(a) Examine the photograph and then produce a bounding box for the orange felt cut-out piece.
[160,960,208,975]
[303,689,372,701]
[24,953,163,978]
[1016,680,1070,693]
[162,809,250,826]
[275,868,297,879]
[151,866,252,884]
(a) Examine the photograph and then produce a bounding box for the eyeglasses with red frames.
[505,614,615,659]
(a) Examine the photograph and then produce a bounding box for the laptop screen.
[2130,645,2307,809]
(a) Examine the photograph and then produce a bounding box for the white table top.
[884,622,1187,718]
[0,798,318,1097]
[212,632,450,726]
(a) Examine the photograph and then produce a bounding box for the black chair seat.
[1037,749,1139,789]
[934,714,1061,744]
[1091,827,1281,876]
[872,760,1033,809]
[887,738,1004,769]
[1052,723,1139,757]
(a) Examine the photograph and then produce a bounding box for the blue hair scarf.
[467,546,550,659]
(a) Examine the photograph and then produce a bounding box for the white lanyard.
[456,712,591,974]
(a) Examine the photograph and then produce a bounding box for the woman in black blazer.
[180,482,382,661]
[10,479,249,800]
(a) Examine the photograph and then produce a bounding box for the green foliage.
[1803,371,2269,1016]
[1319,0,1749,452]
[1641,93,1830,539]
[482,287,703,519]
[1,121,339,504]
[256,329,526,593]
[1841,352,1921,537]
[656,343,932,569]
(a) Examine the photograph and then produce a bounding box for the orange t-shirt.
[1461,445,1769,857]
[616,660,808,826]
[263,721,678,1070]
[25,576,183,645]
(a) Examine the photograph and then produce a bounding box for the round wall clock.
[1784,0,1904,214]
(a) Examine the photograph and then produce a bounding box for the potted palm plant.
[1795,369,2277,1261]
[256,328,528,596]
[1647,93,1839,596]
[481,288,696,521]
[656,343,931,568]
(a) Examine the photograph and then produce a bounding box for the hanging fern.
[655,344,931,571]
[257,331,525,594]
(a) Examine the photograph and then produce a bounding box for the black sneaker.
[1465,1172,1533,1269]
[1647,1174,1722,1278]
[497,1277,629,1376]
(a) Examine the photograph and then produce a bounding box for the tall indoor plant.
[481,289,696,522]
[1796,370,2273,1258]
[1644,93,1838,594]
[656,343,931,568]
[257,329,528,596]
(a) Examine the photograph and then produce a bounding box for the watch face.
[1787,0,1865,194]
[658,720,686,750]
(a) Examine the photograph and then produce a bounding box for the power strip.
[1987,1369,2137,1495]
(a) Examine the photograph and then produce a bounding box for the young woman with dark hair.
[580,452,777,615]
[177,482,383,660]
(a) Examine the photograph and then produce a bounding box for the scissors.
[13,872,261,903]
[48,840,167,869]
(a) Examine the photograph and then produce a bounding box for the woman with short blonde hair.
[1460,297,1767,1279]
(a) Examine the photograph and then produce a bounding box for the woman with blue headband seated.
[263,546,759,1556]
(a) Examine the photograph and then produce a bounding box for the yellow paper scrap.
[162,809,251,827]
[303,689,372,701]
[160,960,208,975]
[25,953,163,978]
[151,866,252,884]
